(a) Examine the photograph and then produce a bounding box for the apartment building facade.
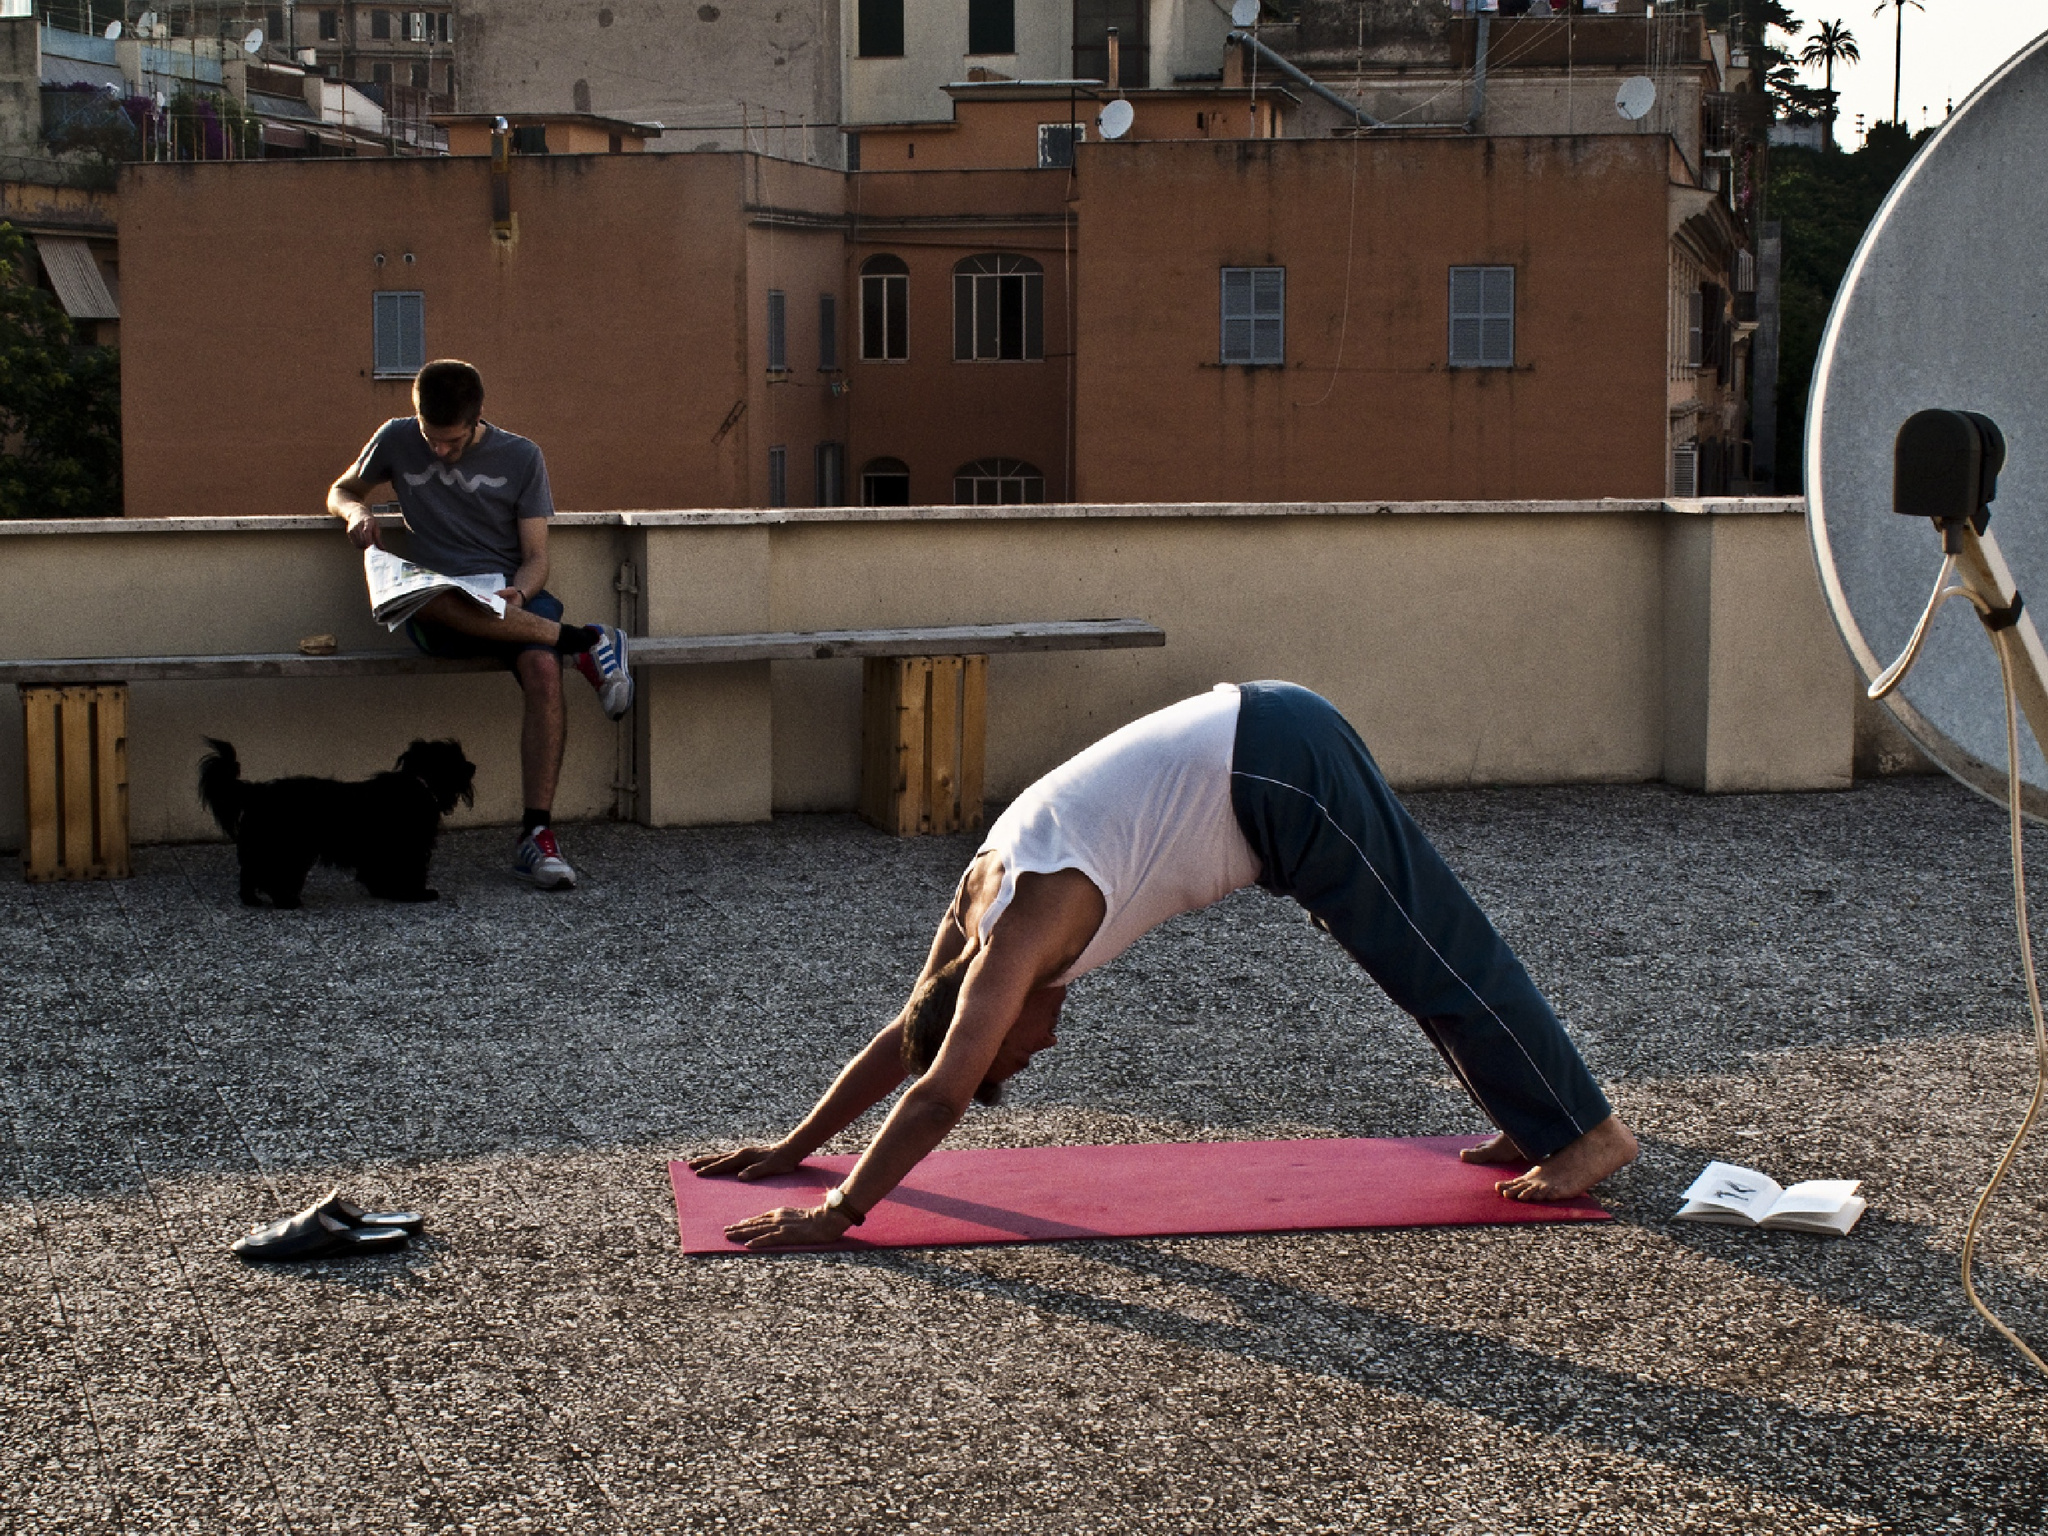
[118,77,1742,517]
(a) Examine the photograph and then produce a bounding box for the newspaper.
[363,547,509,631]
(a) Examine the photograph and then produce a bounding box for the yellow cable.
[1869,557,2048,1377]
[1962,626,2048,1378]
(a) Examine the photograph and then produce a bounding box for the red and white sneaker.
[572,624,634,721]
[512,827,576,890]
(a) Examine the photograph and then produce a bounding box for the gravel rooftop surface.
[4,777,2047,1535]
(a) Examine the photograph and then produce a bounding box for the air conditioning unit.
[1672,443,1700,499]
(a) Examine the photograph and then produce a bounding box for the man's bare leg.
[1470,1114,1638,1202]
[512,650,565,813]
[415,590,562,648]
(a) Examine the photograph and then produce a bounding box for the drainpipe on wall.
[490,115,513,240]
[1226,14,1489,132]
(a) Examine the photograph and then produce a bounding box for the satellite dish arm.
[1954,527,2048,752]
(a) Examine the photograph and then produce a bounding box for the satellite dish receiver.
[1230,0,1262,26]
[1614,76,1656,121]
[1096,97,1134,141]
[1807,27,2048,1380]
[244,28,264,54]
[103,20,122,40]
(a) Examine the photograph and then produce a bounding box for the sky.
[1776,0,2047,144]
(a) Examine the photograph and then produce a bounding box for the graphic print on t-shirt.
[404,465,511,493]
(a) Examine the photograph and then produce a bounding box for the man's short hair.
[899,952,1003,1107]
[414,359,485,426]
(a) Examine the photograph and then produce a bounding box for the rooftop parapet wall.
[0,498,1849,851]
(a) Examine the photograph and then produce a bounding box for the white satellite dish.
[1614,76,1656,121]
[244,28,264,54]
[1096,98,1134,141]
[1230,0,1261,26]
[1809,29,2048,814]
[103,20,121,40]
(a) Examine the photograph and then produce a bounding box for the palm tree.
[1872,0,1923,128]
[1800,21,1861,150]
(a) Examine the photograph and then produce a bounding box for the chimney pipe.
[1106,26,1120,92]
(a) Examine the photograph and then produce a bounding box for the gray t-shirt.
[350,418,553,578]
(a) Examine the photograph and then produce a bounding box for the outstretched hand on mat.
[687,1144,804,1182]
[721,1203,851,1250]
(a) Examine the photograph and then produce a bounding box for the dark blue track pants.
[1229,681,1612,1161]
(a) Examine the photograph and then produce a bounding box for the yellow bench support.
[20,684,129,881]
[861,655,988,837]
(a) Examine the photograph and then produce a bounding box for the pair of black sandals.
[231,1189,426,1261]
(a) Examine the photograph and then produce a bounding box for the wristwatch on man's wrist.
[822,1187,867,1226]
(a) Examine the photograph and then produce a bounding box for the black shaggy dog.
[199,738,476,907]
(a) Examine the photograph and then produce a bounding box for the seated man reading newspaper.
[327,359,633,891]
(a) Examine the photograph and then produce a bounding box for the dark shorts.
[405,588,563,669]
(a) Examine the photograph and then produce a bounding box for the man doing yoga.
[693,680,1637,1248]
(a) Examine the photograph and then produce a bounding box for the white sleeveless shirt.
[976,684,1262,983]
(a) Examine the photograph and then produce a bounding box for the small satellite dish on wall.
[1615,76,1657,121]
[1097,98,1135,141]
[102,19,122,39]
[244,28,265,53]
[1230,0,1261,25]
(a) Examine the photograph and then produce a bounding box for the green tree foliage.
[1702,0,1831,120]
[1769,121,1927,490]
[0,225,122,519]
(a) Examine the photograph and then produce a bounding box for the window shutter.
[1251,267,1284,365]
[373,293,400,375]
[398,292,423,371]
[767,290,787,371]
[373,291,424,376]
[818,293,838,371]
[1687,290,1705,368]
[1220,267,1252,364]
[1480,267,1512,366]
[1449,266,1513,368]
[768,446,787,508]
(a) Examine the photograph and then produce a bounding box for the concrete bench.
[8,618,1165,876]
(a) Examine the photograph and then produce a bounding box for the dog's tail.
[197,738,245,837]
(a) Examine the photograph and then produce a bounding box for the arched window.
[861,254,909,361]
[862,457,912,507]
[953,458,1044,505]
[953,254,1043,361]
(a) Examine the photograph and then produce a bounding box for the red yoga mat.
[671,1135,1610,1254]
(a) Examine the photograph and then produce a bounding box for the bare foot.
[1495,1115,1639,1202]
[1459,1131,1529,1167]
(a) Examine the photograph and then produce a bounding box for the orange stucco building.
[119,85,1744,517]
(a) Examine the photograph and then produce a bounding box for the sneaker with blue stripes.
[574,624,634,720]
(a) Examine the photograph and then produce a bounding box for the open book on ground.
[364,547,508,631]
[1675,1160,1867,1236]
